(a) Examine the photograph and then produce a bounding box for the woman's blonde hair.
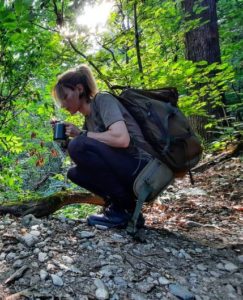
[52,64,98,103]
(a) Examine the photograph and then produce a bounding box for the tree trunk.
[133,1,144,85]
[184,0,221,64]
[183,0,223,139]
[0,192,105,218]
[133,2,143,73]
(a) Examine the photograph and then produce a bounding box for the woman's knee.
[67,166,77,181]
[67,135,86,160]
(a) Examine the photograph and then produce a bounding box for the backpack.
[112,87,203,174]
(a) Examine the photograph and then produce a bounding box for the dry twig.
[5,266,29,285]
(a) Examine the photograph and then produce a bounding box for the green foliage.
[218,0,243,105]
[179,61,234,117]
[0,0,69,201]
[0,0,242,211]
[55,204,99,219]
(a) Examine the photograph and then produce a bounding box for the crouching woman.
[52,65,154,228]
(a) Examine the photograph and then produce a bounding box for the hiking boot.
[87,205,145,229]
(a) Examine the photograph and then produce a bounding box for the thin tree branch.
[52,0,64,26]
[67,38,112,90]
[96,39,130,84]
[31,22,59,33]
[231,83,242,102]
[133,1,144,84]
[96,39,121,68]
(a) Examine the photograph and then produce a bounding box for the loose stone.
[31,225,40,230]
[109,254,123,261]
[216,263,225,270]
[225,263,238,272]
[131,292,147,300]
[237,255,243,263]
[95,288,109,300]
[94,279,109,300]
[51,274,64,286]
[95,224,108,230]
[69,266,82,274]
[58,215,67,223]
[225,284,235,293]
[56,271,63,277]
[31,262,39,268]
[197,264,207,271]
[38,252,48,262]
[94,278,106,289]
[0,253,6,260]
[113,276,127,288]
[210,271,220,277]
[30,230,41,236]
[80,231,95,239]
[136,281,155,293]
[21,214,41,227]
[169,283,195,300]
[47,263,55,271]
[6,252,16,261]
[163,247,171,253]
[30,275,40,285]
[62,255,74,264]
[40,269,48,280]
[33,248,40,254]
[158,276,170,285]
[13,259,23,269]
[19,233,39,247]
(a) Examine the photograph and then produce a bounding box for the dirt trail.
[0,156,242,300]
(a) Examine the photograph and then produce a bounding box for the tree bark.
[0,192,105,218]
[184,0,221,64]
[183,0,223,139]
[133,1,144,85]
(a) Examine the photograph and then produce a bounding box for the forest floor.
[0,155,242,300]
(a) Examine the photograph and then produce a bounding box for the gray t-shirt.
[84,92,154,160]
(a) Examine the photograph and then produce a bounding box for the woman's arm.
[64,121,130,148]
[87,120,130,148]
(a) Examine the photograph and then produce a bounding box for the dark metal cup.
[53,123,67,141]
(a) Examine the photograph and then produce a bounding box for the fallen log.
[192,142,242,173]
[0,191,105,218]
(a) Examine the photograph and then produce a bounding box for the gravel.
[0,209,242,299]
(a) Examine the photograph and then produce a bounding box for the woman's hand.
[50,118,59,128]
[64,122,81,137]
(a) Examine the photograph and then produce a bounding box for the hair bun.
[76,65,89,73]
[53,64,98,100]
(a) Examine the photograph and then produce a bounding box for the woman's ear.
[76,84,85,99]
[76,84,84,93]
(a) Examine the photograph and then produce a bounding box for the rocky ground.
[0,156,242,300]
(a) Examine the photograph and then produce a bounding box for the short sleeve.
[94,93,125,129]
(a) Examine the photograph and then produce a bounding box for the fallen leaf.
[233,206,243,212]
[50,149,59,157]
[36,157,44,167]
[31,132,36,139]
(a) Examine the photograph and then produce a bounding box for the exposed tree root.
[0,191,105,217]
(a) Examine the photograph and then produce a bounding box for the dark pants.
[67,135,149,210]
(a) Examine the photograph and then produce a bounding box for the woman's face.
[59,86,81,115]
